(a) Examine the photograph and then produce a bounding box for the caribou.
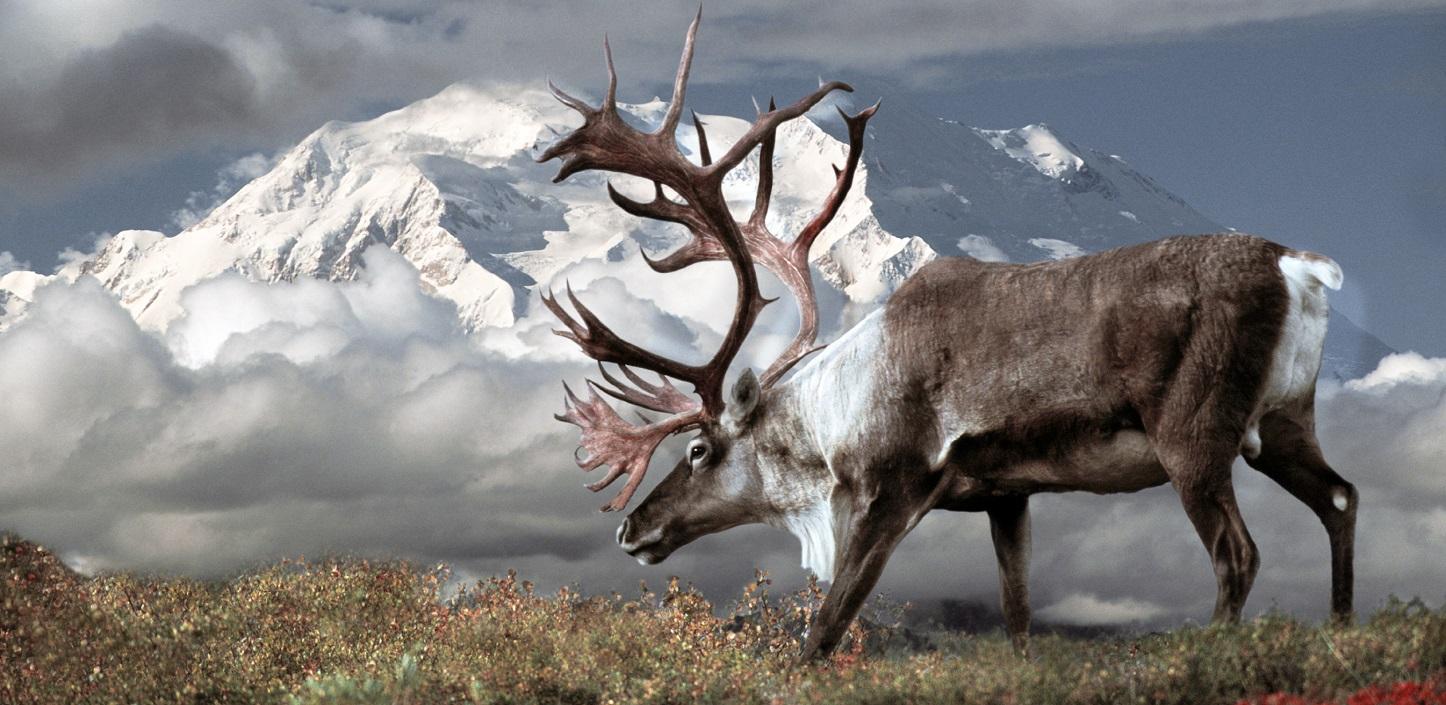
[537,11,1356,661]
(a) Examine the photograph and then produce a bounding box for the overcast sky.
[1,1,1444,625]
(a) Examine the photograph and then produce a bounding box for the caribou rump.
[536,11,1356,661]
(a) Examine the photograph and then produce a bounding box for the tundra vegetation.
[3,535,1442,704]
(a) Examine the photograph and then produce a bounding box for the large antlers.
[539,9,874,510]
[648,98,880,386]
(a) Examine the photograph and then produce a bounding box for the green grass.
[3,534,1442,704]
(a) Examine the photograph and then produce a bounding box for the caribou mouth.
[617,518,669,563]
[630,550,665,565]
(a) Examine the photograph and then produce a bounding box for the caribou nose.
[616,517,631,546]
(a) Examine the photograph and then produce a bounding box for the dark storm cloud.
[2,0,1442,195]
[0,25,259,189]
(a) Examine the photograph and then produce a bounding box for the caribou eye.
[687,439,710,468]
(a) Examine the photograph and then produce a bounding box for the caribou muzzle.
[616,516,673,565]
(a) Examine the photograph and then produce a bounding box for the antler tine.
[747,97,779,229]
[758,99,880,388]
[639,237,726,274]
[710,81,853,176]
[539,21,699,186]
[790,99,880,260]
[605,181,705,231]
[552,283,706,387]
[659,6,702,137]
[691,111,712,166]
[541,287,587,343]
[584,463,628,492]
[596,363,699,414]
[547,79,594,116]
[602,35,618,112]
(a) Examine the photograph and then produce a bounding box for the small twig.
[1319,629,1368,689]
[123,586,143,616]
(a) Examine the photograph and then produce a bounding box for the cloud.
[1,249,1444,625]
[1345,351,1446,391]
[169,152,278,230]
[957,234,1009,262]
[0,252,27,276]
[0,25,261,191]
[0,245,814,598]
[1038,593,1168,625]
[3,0,1442,194]
[0,249,600,576]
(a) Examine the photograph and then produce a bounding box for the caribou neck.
[743,309,891,580]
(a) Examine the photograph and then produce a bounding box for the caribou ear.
[729,368,762,421]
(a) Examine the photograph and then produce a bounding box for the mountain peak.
[974,123,1086,181]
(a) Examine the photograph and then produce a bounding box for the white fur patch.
[791,308,886,456]
[783,501,837,582]
[1332,488,1349,511]
[1242,424,1262,459]
[1259,254,1339,414]
[1280,254,1343,292]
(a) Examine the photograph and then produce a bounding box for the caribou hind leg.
[1147,369,1263,623]
[1161,442,1261,623]
[1245,406,1356,620]
[987,496,1032,655]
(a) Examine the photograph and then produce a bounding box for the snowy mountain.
[0,83,1391,377]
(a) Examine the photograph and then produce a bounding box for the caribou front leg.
[799,457,951,664]
[798,492,916,662]
[987,495,1032,656]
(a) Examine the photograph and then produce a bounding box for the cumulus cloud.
[1,248,1444,625]
[0,246,813,597]
[3,0,1442,193]
[1346,351,1446,391]
[0,251,27,276]
[2,251,576,572]
[957,234,1010,262]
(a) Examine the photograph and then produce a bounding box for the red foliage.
[1237,694,1319,705]
[1346,679,1446,705]
[1237,677,1446,705]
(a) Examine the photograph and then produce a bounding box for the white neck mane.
[769,308,888,583]
[782,502,836,582]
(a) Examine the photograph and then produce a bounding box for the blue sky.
[1,3,1440,354]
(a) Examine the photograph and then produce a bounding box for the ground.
[2,534,1442,704]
